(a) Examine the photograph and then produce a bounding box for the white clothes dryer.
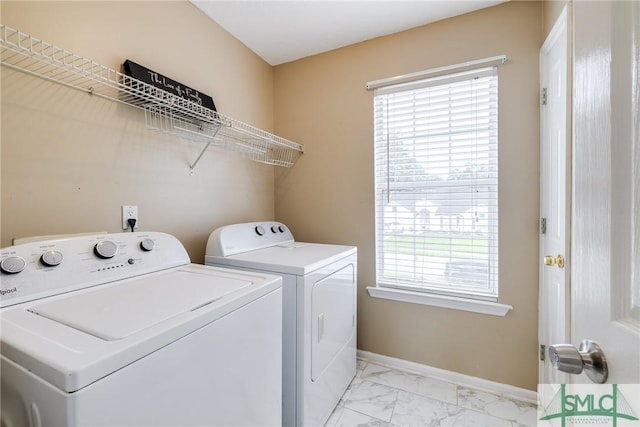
[205,221,357,427]
[0,232,282,427]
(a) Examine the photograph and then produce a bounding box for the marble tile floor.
[325,360,537,427]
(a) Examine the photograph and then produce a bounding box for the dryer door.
[310,260,356,381]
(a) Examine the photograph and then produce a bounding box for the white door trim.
[538,4,572,385]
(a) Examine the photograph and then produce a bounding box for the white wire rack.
[0,24,304,170]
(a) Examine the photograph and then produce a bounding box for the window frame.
[371,65,501,306]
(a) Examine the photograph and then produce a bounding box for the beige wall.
[274,1,543,390]
[1,1,276,261]
[543,0,570,37]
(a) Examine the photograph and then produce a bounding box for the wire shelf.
[0,24,304,170]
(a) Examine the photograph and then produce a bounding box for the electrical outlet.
[122,205,138,230]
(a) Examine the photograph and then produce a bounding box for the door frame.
[538,4,572,384]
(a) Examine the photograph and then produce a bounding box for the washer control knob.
[140,238,155,252]
[1,256,26,274]
[41,250,63,267]
[278,225,286,233]
[271,226,278,233]
[255,226,266,236]
[94,240,118,259]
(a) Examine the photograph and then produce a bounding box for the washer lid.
[28,269,251,340]
[0,264,281,393]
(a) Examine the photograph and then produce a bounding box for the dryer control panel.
[206,221,294,257]
[0,232,190,308]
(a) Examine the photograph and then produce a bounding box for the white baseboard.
[357,350,538,404]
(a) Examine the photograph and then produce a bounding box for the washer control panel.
[0,232,190,308]
[206,221,295,257]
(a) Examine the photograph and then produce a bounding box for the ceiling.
[191,1,508,66]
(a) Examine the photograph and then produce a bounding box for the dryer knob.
[278,225,286,233]
[140,238,155,252]
[41,250,63,267]
[271,226,278,234]
[1,256,26,274]
[94,240,118,259]
[255,226,266,236]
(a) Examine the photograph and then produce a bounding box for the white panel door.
[539,5,571,385]
[571,0,640,384]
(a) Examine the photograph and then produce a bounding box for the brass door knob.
[544,254,565,268]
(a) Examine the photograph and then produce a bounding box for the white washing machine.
[0,231,282,427]
[205,221,357,427]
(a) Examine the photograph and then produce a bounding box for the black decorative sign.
[122,59,216,111]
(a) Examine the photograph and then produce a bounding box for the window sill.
[366,286,512,317]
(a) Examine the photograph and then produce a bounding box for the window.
[373,66,498,302]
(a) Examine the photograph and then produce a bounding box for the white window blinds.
[374,66,499,301]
